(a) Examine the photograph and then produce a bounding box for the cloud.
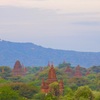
[0,6,99,38]
[73,21,100,26]
[0,0,100,14]
[0,6,99,34]
[0,2,100,51]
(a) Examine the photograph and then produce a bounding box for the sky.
[0,0,100,52]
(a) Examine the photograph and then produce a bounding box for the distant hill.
[0,40,100,67]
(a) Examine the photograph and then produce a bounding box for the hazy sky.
[0,0,100,52]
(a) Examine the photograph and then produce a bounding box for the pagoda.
[59,80,64,95]
[74,65,82,78]
[65,66,73,77]
[65,66,72,73]
[12,60,27,76]
[41,64,64,94]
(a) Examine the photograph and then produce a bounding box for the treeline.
[0,64,100,100]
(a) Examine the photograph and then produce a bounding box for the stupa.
[41,64,64,94]
[74,65,82,78]
[12,60,27,76]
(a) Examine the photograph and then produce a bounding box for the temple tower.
[74,65,82,78]
[41,64,64,94]
[47,64,57,84]
[41,78,49,93]
[65,66,73,77]
[12,60,26,76]
[65,66,72,73]
[59,80,64,95]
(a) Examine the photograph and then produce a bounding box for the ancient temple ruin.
[41,64,64,94]
[74,65,82,77]
[65,66,73,77]
[12,60,27,76]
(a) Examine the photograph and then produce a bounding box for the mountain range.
[0,40,100,68]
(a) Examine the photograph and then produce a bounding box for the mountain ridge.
[0,40,100,67]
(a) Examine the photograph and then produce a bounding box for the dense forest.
[0,62,100,100]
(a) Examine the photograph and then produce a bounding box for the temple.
[74,65,82,77]
[65,66,73,77]
[65,66,72,73]
[12,60,27,76]
[41,64,64,94]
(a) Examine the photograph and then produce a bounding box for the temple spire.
[74,65,82,78]
[65,66,72,73]
[12,60,27,76]
[48,64,57,83]
[41,64,64,95]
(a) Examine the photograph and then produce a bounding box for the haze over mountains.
[0,40,100,68]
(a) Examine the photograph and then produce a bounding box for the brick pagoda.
[12,60,27,76]
[65,66,73,77]
[41,64,64,94]
[74,65,82,78]
[65,66,72,73]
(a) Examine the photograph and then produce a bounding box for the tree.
[44,93,57,100]
[74,86,94,100]
[0,85,20,100]
[49,82,59,96]
[68,77,89,87]
[0,66,12,79]
[63,88,74,100]
[10,82,37,99]
[93,91,100,100]
[58,62,71,69]
[33,93,45,100]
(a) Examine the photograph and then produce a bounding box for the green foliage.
[74,86,94,100]
[90,66,100,73]
[63,88,74,100]
[93,91,100,100]
[10,82,38,99]
[49,82,59,96]
[10,76,23,82]
[96,74,100,91]
[44,93,57,100]
[86,74,100,91]
[0,66,12,79]
[86,74,96,80]
[0,77,10,83]
[68,77,89,87]
[27,67,40,74]
[0,65,100,99]
[58,62,71,69]
[33,93,45,100]
[0,85,20,100]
